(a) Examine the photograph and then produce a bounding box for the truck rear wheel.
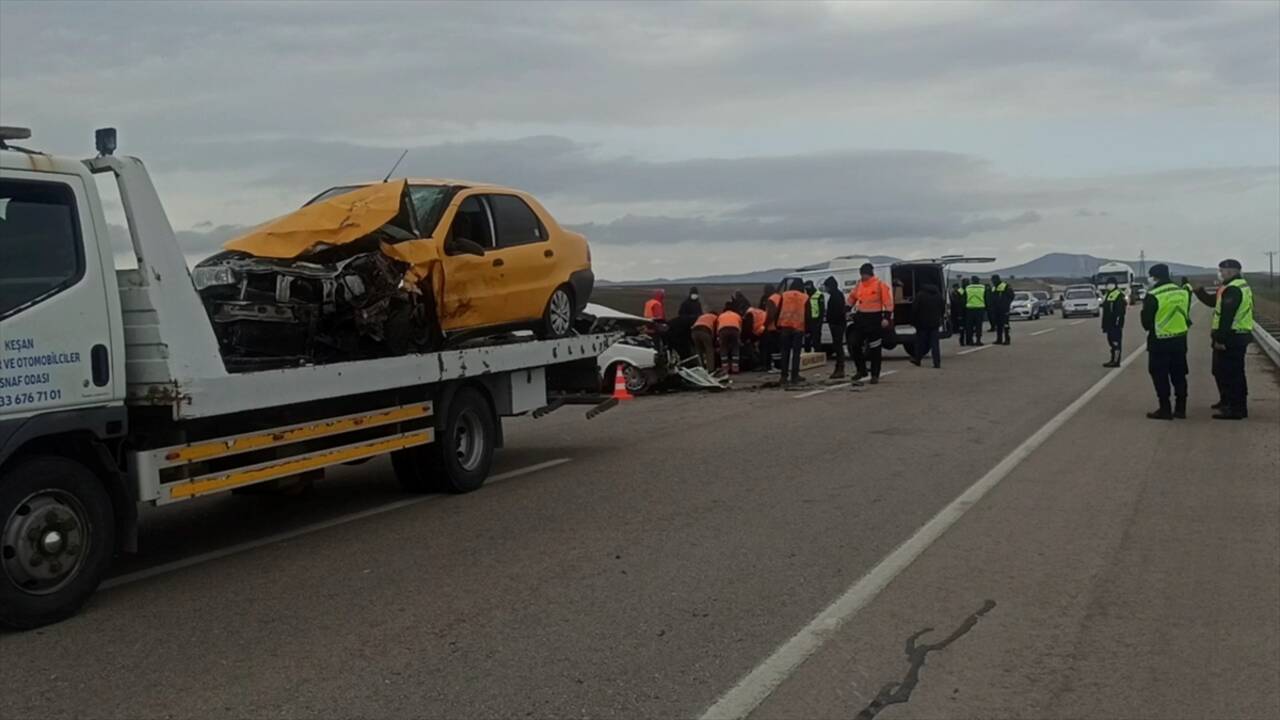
[391,387,495,494]
[0,456,115,630]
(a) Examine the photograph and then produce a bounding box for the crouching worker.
[692,311,718,370]
[717,302,743,374]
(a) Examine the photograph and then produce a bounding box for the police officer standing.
[989,274,1014,345]
[964,275,987,346]
[1193,259,1254,420]
[1140,264,1190,420]
[1100,279,1126,367]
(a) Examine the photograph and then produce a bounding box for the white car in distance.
[1061,287,1101,318]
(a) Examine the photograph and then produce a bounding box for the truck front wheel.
[0,456,115,630]
[392,387,495,494]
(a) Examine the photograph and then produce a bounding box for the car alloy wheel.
[547,287,573,337]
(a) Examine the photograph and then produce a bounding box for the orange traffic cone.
[612,367,635,400]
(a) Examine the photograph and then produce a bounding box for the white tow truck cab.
[0,127,613,629]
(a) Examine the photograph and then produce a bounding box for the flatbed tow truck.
[0,127,615,629]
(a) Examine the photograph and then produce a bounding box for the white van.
[780,256,994,353]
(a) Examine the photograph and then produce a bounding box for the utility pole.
[1266,250,1277,288]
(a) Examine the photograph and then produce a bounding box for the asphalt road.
[2,310,1276,720]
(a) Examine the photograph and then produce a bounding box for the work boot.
[852,371,868,382]
[1147,401,1173,420]
[909,357,921,367]
[1212,408,1245,420]
[1210,400,1226,410]
[869,376,880,385]
[1173,397,1187,419]
[829,369,845,380]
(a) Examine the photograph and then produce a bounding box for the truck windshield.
[0,179,83,317]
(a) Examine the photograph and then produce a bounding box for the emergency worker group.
[641,258,1256,419]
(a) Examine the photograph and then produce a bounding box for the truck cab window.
[0,179,84,317]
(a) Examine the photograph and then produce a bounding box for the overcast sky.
[2,0,1277,279]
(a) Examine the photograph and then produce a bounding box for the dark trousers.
[951,311,966,344]
[692,326,715,370]
[1105,327,1123,360]
[914,326,941,368]
[1212,342,1248,411]
[849,314,884,378]
[761,330,779,370]
[718,327,741,373]
[1148,349,1188,404]
[778,328,804,382]
[965,308,985,344]
[993,311,1010,344]
[804,318,822,352]
[828,321,847,374]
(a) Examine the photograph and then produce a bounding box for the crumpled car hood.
[225,180,409,259]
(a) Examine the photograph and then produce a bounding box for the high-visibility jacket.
[849,278,893,315]
[994,281,1008,293]
[746,307,767,336]
[693,313,718,332]
[643,298,664,320]
[808,291,824,320]
[765,292,782,330]
[717,310,742,331]
[778,290,808,330]
[1151,283,1190,339]
[1212,278,1254,333]
[965,283,987,309]
[1105,289,1125,304]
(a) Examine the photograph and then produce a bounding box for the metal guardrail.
[1252,324,1280,368]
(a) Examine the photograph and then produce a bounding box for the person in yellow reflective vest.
[964,276,988,346]
[1192,258,1254,419]
[1139,264,1190,419]
[1100,279,1127,367]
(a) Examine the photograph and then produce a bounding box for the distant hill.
[601,256,901,286]
[993,253,1214,279]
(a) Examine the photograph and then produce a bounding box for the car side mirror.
[448,238,486,257]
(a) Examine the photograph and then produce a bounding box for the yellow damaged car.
[193,180,593,369]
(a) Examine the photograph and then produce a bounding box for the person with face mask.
[678,287,703,318]
[1140,264,1190,419]
[1192,259,1254,419]
[1100,279,1127,367]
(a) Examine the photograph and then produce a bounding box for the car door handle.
[544,249,554,258]
[492,258,505,268]
[90,344,110,387]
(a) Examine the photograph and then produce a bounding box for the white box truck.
[0,127,614,628]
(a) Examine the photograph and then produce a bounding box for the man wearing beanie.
[1139,263,1190,419]
[1192,259,1255,419]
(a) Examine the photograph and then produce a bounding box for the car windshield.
[307,184,455,237]
[1014,292,1031,301]
[1065,290,1094,299]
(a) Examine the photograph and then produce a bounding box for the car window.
[488,194,545,247]
[450,195,495,249]
[1065,290,1094,299]
[0,179,84,318]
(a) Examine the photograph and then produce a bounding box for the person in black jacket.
[909,283,946,368]
[1193,258,1253,419]
[822,275,847,378]
[678,287,703,318]
[1100,279,1127,367]
[1140,264,1189,420]
[949,282,967,346]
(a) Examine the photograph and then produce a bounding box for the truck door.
[0,172,115,418]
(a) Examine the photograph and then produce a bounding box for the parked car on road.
[1010,291,1042,320]
[1031,291,1054,316]
[1061,287,1101,318]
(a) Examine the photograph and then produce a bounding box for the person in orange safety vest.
[760,284,782,371]
[847,263,894,384]
[692,311,718,371]
[777,278,809,384]
[717,302,743,374]
[643,289,666,321]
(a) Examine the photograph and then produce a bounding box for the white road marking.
[1030,327,1057,336]
[794,370,897,398]
[1069,319,1087,325]
[957,344,993,355]
[698,345,1147,720]
[101,458,572,590]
